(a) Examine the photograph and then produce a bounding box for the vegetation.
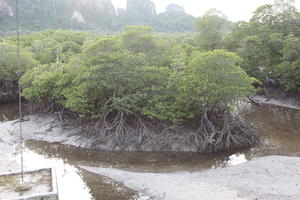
[223,0,300,92]
[0,40,36,102]
[195,9,233,51]
[15,27,256,152]
[1,0,299,151]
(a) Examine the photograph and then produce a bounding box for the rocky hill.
[0,0,13,16]
[127,0,156,16]
[116,0,195,32]
[166,4,185,13]
[0,0,116,31]
[0,0,195,33]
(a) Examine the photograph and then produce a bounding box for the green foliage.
[195,9,233,51]
[223,0,300,91]
[14,30,92,65]
[121,26,156,54]
[20,27,254,124]
[176,50,253,118]
[3,0,299,126]
[275,34,300,91]
[62,38,150,117]
[251,0,300,35]
[60,36,173,119]
[276,61,300,91]
[0,41,36,81]
[21,63,64,102]
[237,35,269,80]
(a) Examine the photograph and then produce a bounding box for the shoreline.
[0,113,257,153]
[0,95,299,164]
[0,103,299,199]
[250,95,300,110]
[1,90,300,155]
[0,96,299,172]
[81,156,300,200]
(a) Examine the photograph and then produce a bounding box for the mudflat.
[82,156,300,200]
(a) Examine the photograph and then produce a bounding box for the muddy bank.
[82,156,300,200]
[0,103,300,200]
[250,95,300,110]
[250,85,300,110]
[0,115,80,172]
[0,100,298,160]
[0,114,257,153]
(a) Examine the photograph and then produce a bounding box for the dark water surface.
[243,105,300,155]
[1,103,300,200]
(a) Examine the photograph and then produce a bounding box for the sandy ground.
[1,115,300,200]
[81,156,300,200]
[0,115,83,172]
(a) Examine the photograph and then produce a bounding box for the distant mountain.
[0,0,13,16]
[0,0,116,31]
[115,1,195,32]
[155,3,195,32]
[0,0,195,33]
[127,0,156,16]
[166,4,185,13]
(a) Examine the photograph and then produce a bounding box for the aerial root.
[73,110,258,152]
[27,103,259,152]
[0,80,19,102]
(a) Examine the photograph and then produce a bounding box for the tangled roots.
[73,109,258,153]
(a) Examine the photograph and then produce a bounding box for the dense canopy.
[1,0,299,152]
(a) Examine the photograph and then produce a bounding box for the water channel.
[0,103,299,200]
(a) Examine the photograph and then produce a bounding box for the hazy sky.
[111,0,300,21]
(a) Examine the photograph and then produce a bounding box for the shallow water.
[1,103,300,200]
[17,149,140,200]
[243,105,300,155]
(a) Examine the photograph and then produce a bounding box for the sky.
[111,0,300,21]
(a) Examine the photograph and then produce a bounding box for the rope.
[15,0,24,182]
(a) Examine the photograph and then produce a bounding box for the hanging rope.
[15,0,24,182]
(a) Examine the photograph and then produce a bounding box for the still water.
[1,103,300,200]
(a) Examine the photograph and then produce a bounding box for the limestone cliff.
[0,0,116,30]
[166,3,185,13]
[0,0,195,32]
[127,0,156,16]
[0,0,13,16]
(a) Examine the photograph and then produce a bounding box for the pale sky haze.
[111,0,300,21]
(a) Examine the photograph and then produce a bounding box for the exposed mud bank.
[82,156,300,200]
[250,95,300,110]
[1,104,300,200]
[250,86,300,110]
[0,114,257,153]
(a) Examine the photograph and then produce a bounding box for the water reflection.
[16,148,140,200]
[25,140,253,173]
[243,105,300,154]
[22,140,253,200]
[4,103,300,200]
[228,153,247,166]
